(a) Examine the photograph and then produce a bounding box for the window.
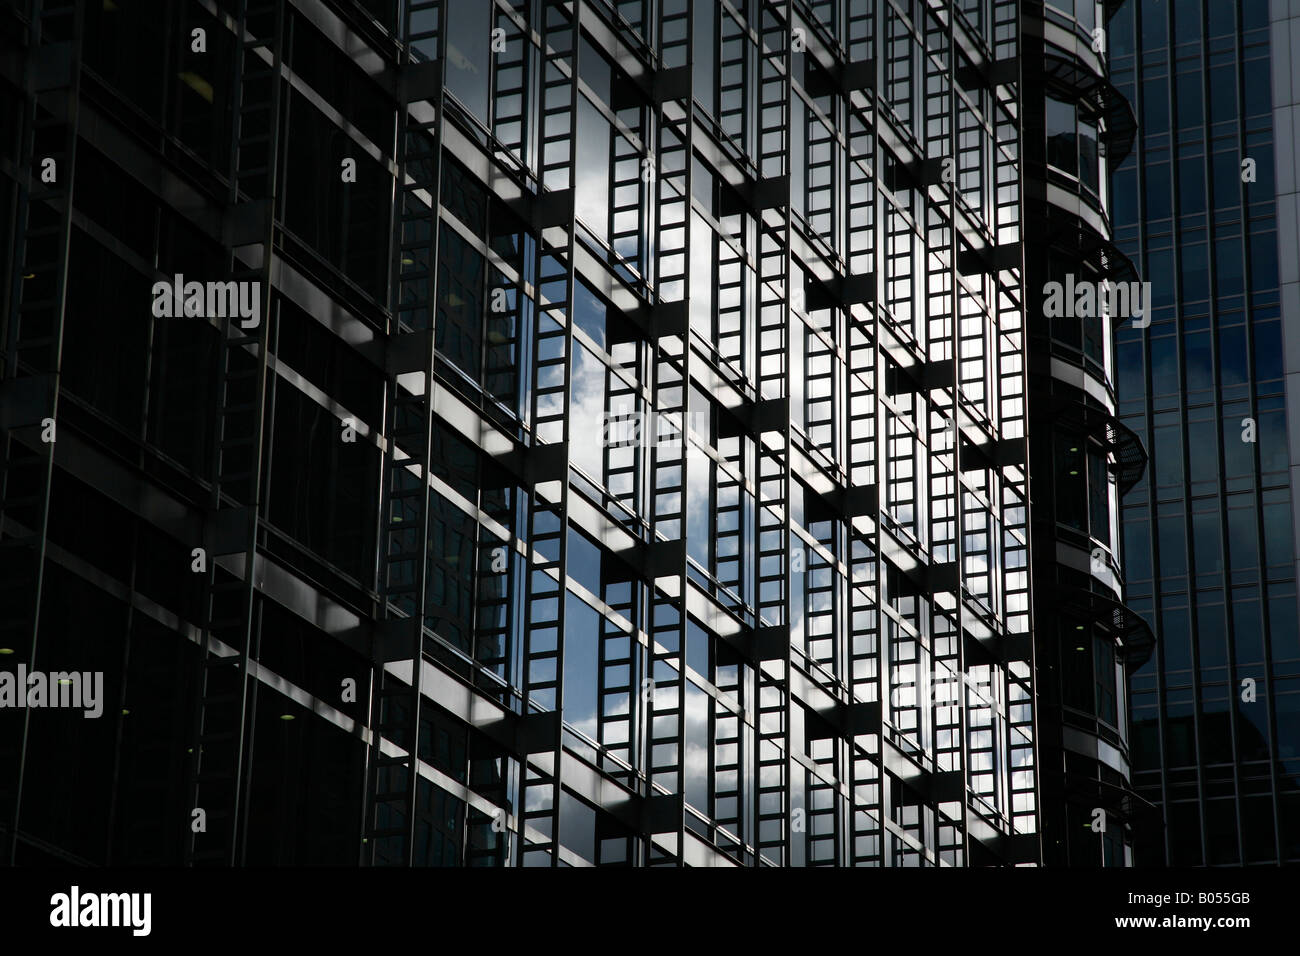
[1082,306,1104,369]
[1175,67,1202,129]
[1123,517,1152,581]
[1088,446,1110,546]
[1209,64,1236,126]
[1141,0,1168,47]
[435,224,485,384]
[283,88,390,300]
[82,0,167,122]
[1173,0,1201,39]
[1046,95,1104,197]
[1059,624,1125,730]
[1078,117,1099,195]
[1063,624,1093,711]
[266,387,379,582]
[575,98,610,239]
[1207,1,1235,37]
[1193,509,1224,574]
[1145,161,1172,220]
[1077,0,1096,33]
[1054,432,1086,531]
[444,0,491,124]
[1142,76,1170,136]
[288,11,394,151]
[1094,637,1117,725]
[1112,4,1135,54]
[1046,0,1096,33]
[1046,97,1077,175]
[1055,431,1114,548]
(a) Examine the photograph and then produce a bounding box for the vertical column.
[186,0,283,867]
[754,0,792,867]
[925,5,967,863]
[516,0,578,867]
[645,0,692,865]
[843,0,880,866]
[1,0,82,865]
[367,0,445,866]
[993,0,1037,858]
[490,2,529,169]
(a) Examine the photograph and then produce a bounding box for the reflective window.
[1054,432,1086,532]
[444,0,490,123]
[1089,447,1110,546]
[1046,95,1104,196]
[1078,117,1099,195]
[1046,97,1077,175]
[1094,637,1117,725]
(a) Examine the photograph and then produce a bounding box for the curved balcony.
[1038,340,1118,419]
[1043,51,1137,167]
[1108,418,1146,495]
[1063,771,1161,828]
[1042,214,1150,344]
[1052,398,1147,493]
[1057,585,1156,673]
[1044,214,1139,287]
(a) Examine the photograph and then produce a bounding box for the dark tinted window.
[1046,97,1077,175]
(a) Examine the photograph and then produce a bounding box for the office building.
[1109,0,1300,865]
[0,0,1151,867]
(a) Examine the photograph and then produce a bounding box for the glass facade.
[1023,0,1152,867]
[1110,0,1300,865]
[0,0,1166,869]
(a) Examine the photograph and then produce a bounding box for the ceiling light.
[177,71,214,104]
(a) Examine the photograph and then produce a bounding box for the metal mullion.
[763,0,793,868]
[938,6,975,864]
[516,0,578,867]
[397,0,450,865]
[362,0,448,866]
[4,0,83,866]
[226,0,288,866]
[184,0,287,867]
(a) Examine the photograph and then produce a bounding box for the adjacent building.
[1109,0,1300,865]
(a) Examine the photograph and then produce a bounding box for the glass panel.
[1094,637,1117,725]
[1076,0,1095,33]
[445,0,491,123]
[576,98,610,239]
[1046,97,1077,175]
[1078,118,1099,194]
[1062,622,1093,711]
[1055,432,1087,530]
[1088,446,1109,545]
